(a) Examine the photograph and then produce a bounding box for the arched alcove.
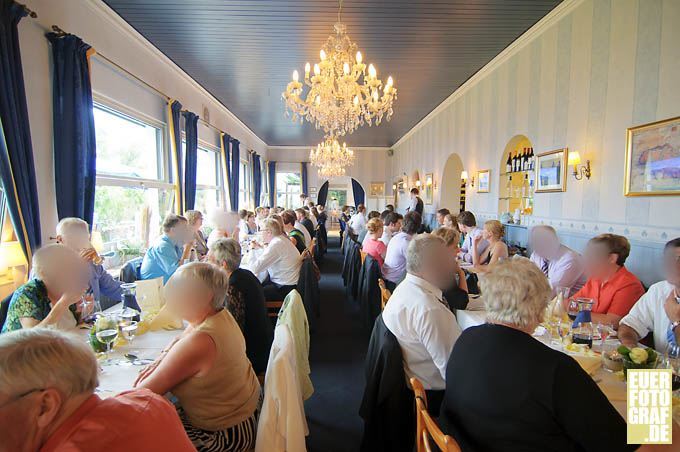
[440,153,465,214]
[318,177,365,211]
[498,134,535,217]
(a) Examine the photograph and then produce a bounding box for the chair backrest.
[360,250,367,266]
[306,237,316,258]
[378,278,391,310]
[410,377,461,452]
[0,291,14,331]
[120,257,143,283]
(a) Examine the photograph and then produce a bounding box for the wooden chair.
[410,377,461,452]
[265,301,284,318]
[360,250,367,266]
[378,278,391,310]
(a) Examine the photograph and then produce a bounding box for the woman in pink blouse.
[363,218,387,268]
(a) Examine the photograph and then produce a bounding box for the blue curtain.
[182,111,198,211]
[230,138,240,211]
[168,100,183,214]
[0,0,41,262]
[46,33,96,226]
[267,161,276,207]
[252,153,262,208]
[317,180,329,207]
[301,162,309,196]
[351,178,365,207]
[220,133,233,211]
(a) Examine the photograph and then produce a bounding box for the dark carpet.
[305,235,368,452]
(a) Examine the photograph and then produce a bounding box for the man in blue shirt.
[55,218,122,302]
[141,214,192,283]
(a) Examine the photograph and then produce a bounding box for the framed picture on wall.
[624,116,680,196]
[535,148,567,193]
[369,182,385,197]
[477,169,490,193]
[424,173,434,204]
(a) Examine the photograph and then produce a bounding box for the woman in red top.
[363,218,387,269]
[567,234,645,328]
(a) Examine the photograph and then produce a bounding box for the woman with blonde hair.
[432,227,469,310]
[472,220,508,272]
[135,262,260,451]
[363,218,387,268]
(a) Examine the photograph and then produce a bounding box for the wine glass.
[596,323,614,349]
[95,314,119,364]
[557,322,571,345]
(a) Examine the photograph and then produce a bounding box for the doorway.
[440,153,465,214]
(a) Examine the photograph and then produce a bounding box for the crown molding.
[391,0,585,149]
[267,145,390,152]
[83,0,267,150]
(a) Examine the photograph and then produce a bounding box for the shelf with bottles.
[498,135,536,218]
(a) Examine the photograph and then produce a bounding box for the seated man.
[209,238,274,374]
[619,238,680,351]
[55,217,123,302]
[568,234,645,328]
[382,211,421,290]
[2,245,87,333]
[382,233,460,416]
[294,208,313,245]
[435,208,451,228]
[141,214,192,283]
[380,212,402,247]
[529,225,586,297]
[457,211,488,263]
[0,328,194,451]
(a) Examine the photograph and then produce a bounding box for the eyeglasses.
[0,388,45,410]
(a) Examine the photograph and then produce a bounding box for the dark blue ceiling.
[103,0,562,147]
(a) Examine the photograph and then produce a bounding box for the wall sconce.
[568,151,591,180]
[392,183,397,191]
[461,170,474,188]
[0,241,28,288]
[426,175,434,190]
[415,179,421,188]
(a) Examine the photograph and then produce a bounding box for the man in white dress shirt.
[247,217,302,301]
[379,211,402,246]
[619,238,680,352]
[529,225,586,297]
[456,211,488,263]
[348,204,367,237]
[382,233,461,415]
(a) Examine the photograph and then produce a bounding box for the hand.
[79,247,99,263]
[134,358,161,387]
[472,234,482,244]
[55,290,85,311]
[664,291,680,323]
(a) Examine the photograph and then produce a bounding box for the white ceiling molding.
[83,0,267,150]
[391,0,585,149]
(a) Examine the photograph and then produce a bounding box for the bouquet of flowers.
[617,345,658,377]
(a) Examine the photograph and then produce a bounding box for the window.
[276,172,301,209]
[239,161,250,209]
[93,103,172,254]
[195,145,222,216]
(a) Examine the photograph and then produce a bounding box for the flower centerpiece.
[617,345,658,377]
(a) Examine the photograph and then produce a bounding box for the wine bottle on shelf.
[528,147,534,170]
[506,154,512,173]
[522,148,528,171]
[511,152,517,172]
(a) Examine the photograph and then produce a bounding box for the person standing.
[406,188,424,215]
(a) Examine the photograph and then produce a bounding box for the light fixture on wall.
[392,183,397,191]
[461,171,474,188]
[568,151,591,180]
[0,241,27,289]
[415,179,421,188]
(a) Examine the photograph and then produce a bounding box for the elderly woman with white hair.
[206,210,240,249]
[135,262,260,452]
[2,244,88,333]
[438,258,634,451]
[0,329,194,450]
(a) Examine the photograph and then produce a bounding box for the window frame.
[195,139,225,211]
[239,158,251,210]
[275,171,301,210]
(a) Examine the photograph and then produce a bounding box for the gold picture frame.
[424,173,434,204]
[624,115,680,196]
[535,148,567,193]
[477,169,490,193]
[369,182,385,197]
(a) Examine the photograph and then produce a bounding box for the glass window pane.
[276,172,300,209]
[94,106,161,180]
[195,188,220,217]
[197,148,218,186]
[93,185,173,252]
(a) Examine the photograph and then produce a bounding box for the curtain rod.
[47,21,243,146]
[16,2,37,18]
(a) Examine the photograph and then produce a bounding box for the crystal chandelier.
[310,136,355,178]
[282,0,397,138]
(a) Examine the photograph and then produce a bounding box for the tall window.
[276,172,301,209]
[239,160,250,209]
[195,145,222,215]
[93,103,173,253]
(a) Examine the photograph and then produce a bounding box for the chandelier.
[310,136,355,178]
[282,0,397,138]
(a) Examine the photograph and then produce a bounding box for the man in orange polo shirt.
[0,328,195,452]
[568,233,645,328]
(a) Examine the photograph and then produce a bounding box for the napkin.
[148,304,183,331]
[135,277,164,312]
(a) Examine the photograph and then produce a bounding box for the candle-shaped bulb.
[353,95,359,106]
[372,90,379,101]
[386,76,393,87]
[315,95,321,106]
[320,49,326,61]
[313,63,320,76]
[305,62,311,75]
[368,64,376,78]
[292,70,299,82]
[343,62,350,75]
[356,51,363,64]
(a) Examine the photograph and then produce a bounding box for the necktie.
[541,259,550,276]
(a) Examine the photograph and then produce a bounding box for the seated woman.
[432,227,469,310]
[246,217,302,301]
[207,210,240,248]
[281,209,307,253]
[2,244,88,333]
[208,237,274,374]
[185,210,208,259]
[439,258,635,451]
[238,211,258,243]
[362,218,387,268]
[135,262,260,452]
[472,220,508,272]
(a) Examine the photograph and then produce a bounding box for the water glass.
[596,323,615,348]
[95,314,119,364]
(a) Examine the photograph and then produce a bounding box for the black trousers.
[262,282,296,301]
[425,389,445,417]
